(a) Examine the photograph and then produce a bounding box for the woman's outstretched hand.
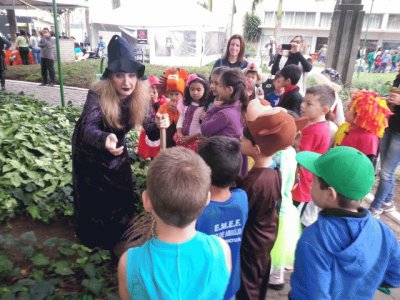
[105,133,123,156]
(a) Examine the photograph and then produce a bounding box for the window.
[387,14,400,30]
[204,32,225,55]
[319,13,332,27]
[363,14,383,30]
[283,12,296,27]
[282,12,315,28]
[264,12,276,27]
[154,31,196,57]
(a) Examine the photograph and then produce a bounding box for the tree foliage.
[243,12,262,43]
[251,0,262,13]
[197,0,212,11]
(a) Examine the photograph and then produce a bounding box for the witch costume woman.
[72,35,149,250]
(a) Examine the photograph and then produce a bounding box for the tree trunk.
[85,8,91,45]
[274,0,282,41]
[65,10,70,37]
[6,9,17,42]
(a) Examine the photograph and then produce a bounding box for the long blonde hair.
[91,78,149,129]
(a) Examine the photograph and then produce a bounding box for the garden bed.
[0,92,149,299]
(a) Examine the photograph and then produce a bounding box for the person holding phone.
[271,35,313,95]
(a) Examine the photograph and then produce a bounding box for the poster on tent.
[137,29,148,44]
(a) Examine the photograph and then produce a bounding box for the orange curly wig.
[348,90,393,138]
[164,68,189,95]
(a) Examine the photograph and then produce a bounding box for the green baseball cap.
[296,146,375,200]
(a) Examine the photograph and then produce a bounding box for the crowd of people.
[1,24,400,296]
[0,29,113,90]
[363,48,400,73]
[0,28,56,88]
[70,33,400,299]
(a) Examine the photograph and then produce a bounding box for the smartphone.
[282,44,292,50]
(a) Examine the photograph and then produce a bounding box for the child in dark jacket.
[277,64,303,116]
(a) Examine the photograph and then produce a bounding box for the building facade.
[258,0,400,54]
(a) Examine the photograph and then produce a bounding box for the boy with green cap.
[289,146,400,299]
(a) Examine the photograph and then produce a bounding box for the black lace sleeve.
[80,91,110,150]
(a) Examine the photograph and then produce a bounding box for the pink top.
[292,121,330,202]
[339,127,379,157]
[177,103,203,136]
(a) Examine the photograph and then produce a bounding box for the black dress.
[72,90,138,250]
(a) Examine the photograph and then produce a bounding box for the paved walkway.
[4,80,88,107]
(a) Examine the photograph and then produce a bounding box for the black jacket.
[278,87,303,116]
[271,52,313,75]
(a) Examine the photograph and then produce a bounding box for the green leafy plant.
[0,93,81,222]
[243,12,262,44]
[0,93,147,223]
[126,130,151,211]
[0,231,118,298]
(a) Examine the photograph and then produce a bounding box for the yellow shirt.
[16,36,29,48]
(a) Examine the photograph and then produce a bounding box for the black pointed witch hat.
[102,35,145,79]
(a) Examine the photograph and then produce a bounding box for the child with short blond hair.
[118,147,231,299]
[292,84,336,227]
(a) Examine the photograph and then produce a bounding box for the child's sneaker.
[269,268,285,291]
[381,202,396,213]
[368,207,382,219]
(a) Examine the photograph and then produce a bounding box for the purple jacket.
[201,100,243,138]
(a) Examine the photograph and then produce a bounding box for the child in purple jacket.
[201,68,249,176]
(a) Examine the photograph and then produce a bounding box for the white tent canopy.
[91,0,223,27]
[90,0,226,67]
[0,0,88,9]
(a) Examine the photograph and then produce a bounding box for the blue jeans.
[371,129,400,209]
[32,48,41,64]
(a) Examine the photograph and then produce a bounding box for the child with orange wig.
[334,90,393,161]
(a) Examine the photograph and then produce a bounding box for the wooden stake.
[160,114,167,150]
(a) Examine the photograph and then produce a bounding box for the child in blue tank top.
[118,147,231,300]
[196,136,248,299]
